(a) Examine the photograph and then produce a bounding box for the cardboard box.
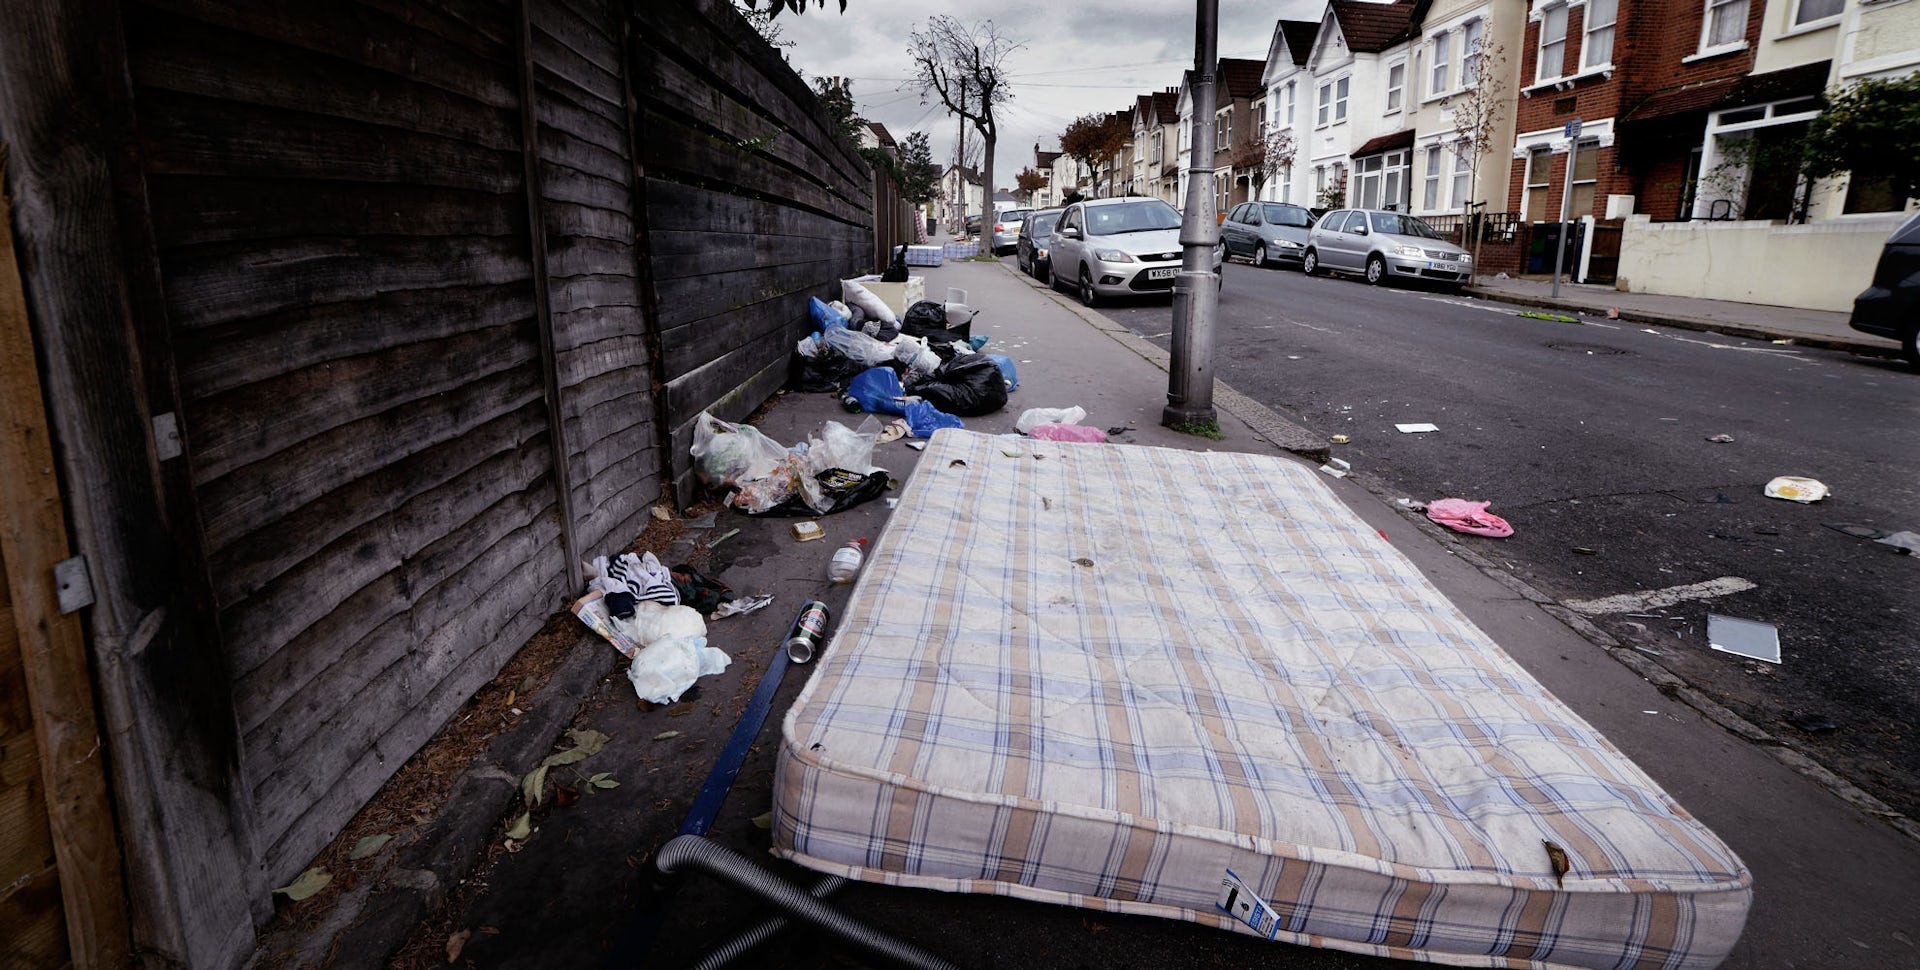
[847,277,926,317]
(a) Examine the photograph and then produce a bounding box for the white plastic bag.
[808,417,883,473]
[1016,406,1088,434]
[842,278,899,325]
[610,601,707,647]
[820,326,896,367]
[690,411,789,489]
[626,635,731,704]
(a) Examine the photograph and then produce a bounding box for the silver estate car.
[1222,201,1317,268]
[991,207,1032,256]
[1047,197,1224,306]
[1302,209,1471,287]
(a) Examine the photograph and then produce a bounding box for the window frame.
[1583,0,1618,69]
[1698,0,1750,53]
[1789,0,1843,27]
[1316,82,1332,126]
[1284,81,1296,126]
[1536,2,1570,82]
[1387,61,1407,112]
[1462,19,1485,88]
[1431,31,1452,95]
[1449,150,1472,210]
[1423,145,1443,211]
[1334,76,1350,122]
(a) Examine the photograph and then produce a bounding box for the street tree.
[910,16,1021,230]
[1260,129,1296,200]
[1438,36,1510,283]
[1802,72,1920,208]
[1060,113,1131,198]
[898,131,942,204]
[1015,167,1047,205]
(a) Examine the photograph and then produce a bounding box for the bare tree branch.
[909,16,1022,222]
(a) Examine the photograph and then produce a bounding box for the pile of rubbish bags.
[790,280,1018,429]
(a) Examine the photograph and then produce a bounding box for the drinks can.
[786,600,831,664]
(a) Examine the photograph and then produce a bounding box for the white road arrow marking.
[1566,577,1758,615]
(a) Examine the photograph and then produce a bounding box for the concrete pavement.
[261,257,1920,969]
[1466,273,1905,358]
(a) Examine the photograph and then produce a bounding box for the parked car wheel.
[1253,243,1269,268]
[1904,327,1919,370]
[1301,249,1319,276]
[1365,255,1386,285]
[1079,266,1101,308]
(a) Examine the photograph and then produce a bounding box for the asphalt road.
[1059,253,1920,821]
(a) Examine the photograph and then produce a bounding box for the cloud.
[768,0,1323,189]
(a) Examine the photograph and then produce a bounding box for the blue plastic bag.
[968,335,989,351]
[810,296,848,332]
[905,400,964,438]
[846,367,907,416]
[986,354,1018,391]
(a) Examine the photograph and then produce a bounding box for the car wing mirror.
[1353,224,1369,235]
[1060,227,1081,239]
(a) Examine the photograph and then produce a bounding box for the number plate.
[1147,267,1177,280]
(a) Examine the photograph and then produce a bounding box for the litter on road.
[1425,498,1513,537]
[1876,531,1920,555]
[1396,423,1440,433]
[1764,476,1829,503]
[1708,614,1782,664]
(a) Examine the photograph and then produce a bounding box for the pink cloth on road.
[1425,498,1513,537]
[1027,423,1109,443]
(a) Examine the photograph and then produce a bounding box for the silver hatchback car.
[1302,209,1471,287]
[1047,197,1223,306]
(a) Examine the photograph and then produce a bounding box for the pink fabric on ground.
[1027,423,1109,443]
[1425,498,1514,537]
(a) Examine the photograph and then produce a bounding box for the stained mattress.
[774,430,1750,969]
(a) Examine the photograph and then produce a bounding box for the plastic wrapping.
[846,367,909,415]
[1016,406,1087,433]
[691,412,790,489]
[905,400,964,437]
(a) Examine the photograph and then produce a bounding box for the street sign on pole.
[1550,118,1581,298]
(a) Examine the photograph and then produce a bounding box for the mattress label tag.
[1217,868,1281,939]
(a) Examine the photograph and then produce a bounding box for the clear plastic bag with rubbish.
[691,411,790,489]
[1016,406,1087,433]
[820,324,896,367]
[806,416,882,471]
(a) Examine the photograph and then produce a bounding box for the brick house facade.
[1507,0,1767,226]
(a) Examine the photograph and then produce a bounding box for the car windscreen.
[1000,209,1032,223]
[1027,214,1059,235]
[1369,212,1441,239]
[1086,201,1182,235]
[1261,204,1313,228]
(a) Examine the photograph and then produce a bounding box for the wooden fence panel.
[633,0,871,502]
[2,0,875,963]
[127,0,567,892]
[531,0,655,560]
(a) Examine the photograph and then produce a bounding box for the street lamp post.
[1164,0,1221,430]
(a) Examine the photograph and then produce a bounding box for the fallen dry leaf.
[347,833,393,861]
[273,867,331,902]
[653,730,681,741]
[446,928,472,963]
[1543,839,1570,885]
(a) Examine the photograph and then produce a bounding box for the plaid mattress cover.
[774,430,1750,969]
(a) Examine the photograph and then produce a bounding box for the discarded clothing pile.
[573,553,728,704]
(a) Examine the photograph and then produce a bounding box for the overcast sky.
[767,0,1323,192]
